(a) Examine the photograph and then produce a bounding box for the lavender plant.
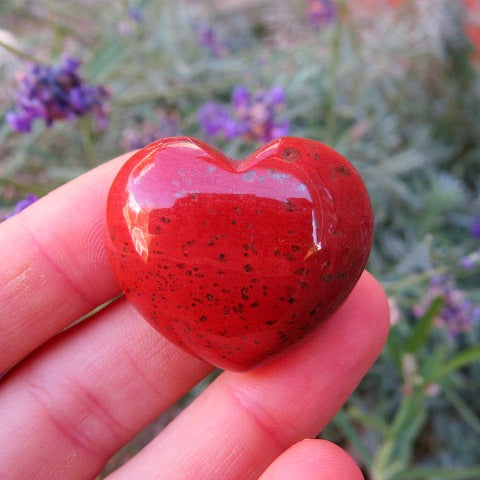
[7,57,109,132]
[198,84,289,143]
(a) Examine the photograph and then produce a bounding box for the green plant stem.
[79,117,98,168]
[397,466,480,479]
[0,39,46,64]
[325,8,343,143]
[381,268,446,295]
[443,387,480,437]
[347,405,390,436]
[333,409,373,468]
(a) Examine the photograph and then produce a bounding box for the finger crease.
[17,216,96,309]
[223,381,289,453]
[22,379,128,462]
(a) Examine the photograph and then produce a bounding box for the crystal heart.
[106,136,373,371]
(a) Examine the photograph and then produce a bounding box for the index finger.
[0,153,131,372]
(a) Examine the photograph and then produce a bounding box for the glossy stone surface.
[106,136,374,371]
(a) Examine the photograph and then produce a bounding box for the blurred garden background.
[1,0,480,478]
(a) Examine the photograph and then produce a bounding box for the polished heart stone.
[106,136,373,371]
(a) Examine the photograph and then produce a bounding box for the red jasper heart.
[106,136,373,371]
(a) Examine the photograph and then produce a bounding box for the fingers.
[1,270,387,480]
[0,297,213,480]
[107,271,389,480]
[258,439,364,480]
[0,153,130,372]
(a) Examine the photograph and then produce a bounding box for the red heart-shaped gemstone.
[106,136,373,371]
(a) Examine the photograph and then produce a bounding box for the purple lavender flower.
[414,274,480,337]
[7,57,109,133]
[193,24,228,57]
[121,111,181,151]
[118,6,144,36]
[128,6,144,23]
[460,249,480,270]
[470,216,480,239]
[5,194,38,219]
[198,102,239,139]
[198,85,289,143]
[308,0,337,28]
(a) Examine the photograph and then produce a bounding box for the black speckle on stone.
[299,281,309,289]
[321,272,350,281]
[199,315,207,322]
[161,216,171,223]
[294,268,310,276]
[285,200,298,212]
[206,293,213,301]
[218,253,226,261]
[266,320,278,325]
[244,264,253,272]
[291,244,301,252]
[334,164,350,176]
[233,303,245,314]
[281,147,301,163]
[250,301,260,308]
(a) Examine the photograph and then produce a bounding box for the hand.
[0,152,389,480]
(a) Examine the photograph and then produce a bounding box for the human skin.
[0,151,389,480]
